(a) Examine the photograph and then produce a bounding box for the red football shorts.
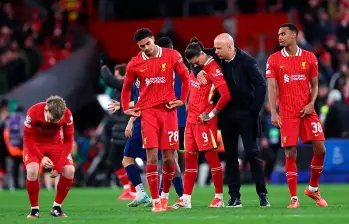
[280,112,325,147]
[185,118,218,152]
[141,105,179,150]
[23,143,74,166]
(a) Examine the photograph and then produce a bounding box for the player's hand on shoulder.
[166,100,184,110]
[300,103,314,117]
[197,70,207,85]
[41,156,54,169]
[108,100,120,113]
[124,108,141,117]
[271,111,282,128]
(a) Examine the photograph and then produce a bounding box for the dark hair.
[280,23,299,36]
[156,37,173,49]
[185,37,204,60]
[114,63,126,76]
[133,28,153,42]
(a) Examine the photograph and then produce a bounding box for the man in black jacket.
[196,33,269,207]
[100,59,135,200]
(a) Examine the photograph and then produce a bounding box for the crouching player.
[24,96,75,218]
[170,38,231,209]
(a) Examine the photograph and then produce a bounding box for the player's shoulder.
[27,102,46,115]
[203,57,220,71]
[267,51,283,62]
[301,49,317,60]
[62,108,73,125]
[162,48,182,59]
[127,55,141,67]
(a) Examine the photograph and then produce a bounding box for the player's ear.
[151,36,155,42]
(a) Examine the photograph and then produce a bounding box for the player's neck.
[203,55,211,64]
[284,44,299,56]
[147,46,159,58]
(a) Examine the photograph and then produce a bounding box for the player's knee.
[146,153,158,165]
[26,164,39,181]
[162,156,174,167]
[312,141,326,154]
[62,165,75,179]
[122,156,135,167]
[285,147,297,158]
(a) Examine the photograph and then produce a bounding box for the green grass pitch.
[0,184,347,224]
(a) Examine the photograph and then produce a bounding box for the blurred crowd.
[0,1,76,95]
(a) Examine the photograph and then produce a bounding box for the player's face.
[214,40,232,60]
[187,52,206,67]
[278,27,296,47]
[44,106,62,123]
[137,37,156,55]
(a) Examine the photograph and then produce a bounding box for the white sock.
[135,184,146,199]
[53,202,61,207]
[291,196,298,200]
[182,194,191,201]
[152,198,160,205]
[160,192,169,199]
[215,193,223,200]
[31,206,39,210]
[123,184,130,189]
[308,185,318,192]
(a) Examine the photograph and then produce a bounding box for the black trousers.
[220,110,267,199]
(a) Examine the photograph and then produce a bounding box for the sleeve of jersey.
[310,54,319,78]
[173,51,190,103]
[209,68,231,111]
[23,110,45,161]
[121,64,136,111]
[54,111,74,173]
[266,57,276,78]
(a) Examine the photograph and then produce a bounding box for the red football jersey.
[122,46,189,110]
[266,47,318,118]
[187,58,227,123]
[24,102,74,144]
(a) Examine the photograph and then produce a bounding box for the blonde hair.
[46,95,66,121]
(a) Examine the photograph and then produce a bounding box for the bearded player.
[266,23,327,208]
[121,28,189,212]
[24,96,75,218]
[170,38,231,209]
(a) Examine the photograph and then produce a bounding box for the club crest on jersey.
[301,61,306,69]
[24,115,31,128]
[161,63,166,72]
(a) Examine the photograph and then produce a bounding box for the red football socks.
[115,168,130,186]
[285,157,298,197]
[205,151,223,194]
[54,175,74,204]
[183,152,199,195]
[161,163,175,194]
[309,152,325,188]
[26,179,40,207]
[146,164,159,199]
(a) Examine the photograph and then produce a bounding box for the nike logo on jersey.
[280,65,286,68]
[140,68,147,72]
[170,143,176,146]
[203,143,209,146]
[315,133,321,137]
